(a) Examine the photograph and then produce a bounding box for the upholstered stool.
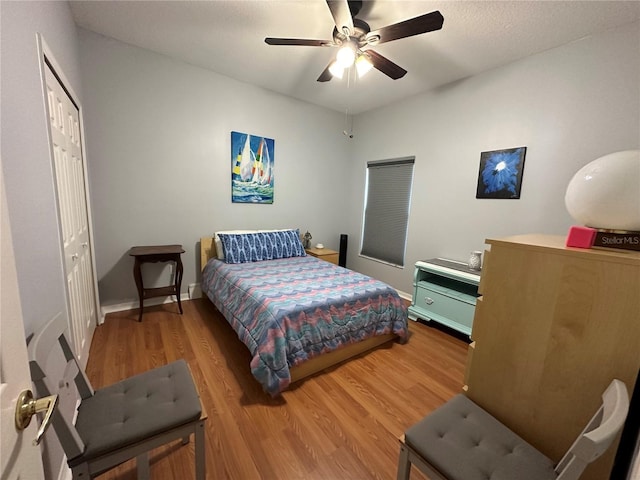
[401,394,556,480]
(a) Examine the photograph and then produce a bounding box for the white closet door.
[44,63,96,363]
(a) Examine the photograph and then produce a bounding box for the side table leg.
[175,256,184,314]
[133,257,144,322]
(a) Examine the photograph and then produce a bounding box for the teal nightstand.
[408,258,480,337]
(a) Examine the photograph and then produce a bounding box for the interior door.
[44,61,96,365]
[0,162,45,479]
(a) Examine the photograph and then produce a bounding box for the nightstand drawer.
[317,253,339,264]
[305,248,339,265]
[414,283,476,330]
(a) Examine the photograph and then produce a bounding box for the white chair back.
[555,379,630,480]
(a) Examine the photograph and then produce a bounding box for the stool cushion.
[405,395,556,480]
[70,359,202,465]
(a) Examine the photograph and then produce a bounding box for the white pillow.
[214,230,255,260]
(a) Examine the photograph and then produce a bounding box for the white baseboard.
[188,283,202,299]
[100,293,191,316]
[397,290,412,302]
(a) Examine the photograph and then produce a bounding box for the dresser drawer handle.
[425,297,434,305]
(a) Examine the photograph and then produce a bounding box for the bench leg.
[195,420,206,480]
[71,464,90,480]
[137,452,150,480]
[397,442,411,480]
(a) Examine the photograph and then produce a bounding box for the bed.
[200,231,408,396]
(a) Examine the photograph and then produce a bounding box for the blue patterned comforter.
[201,256,408,395]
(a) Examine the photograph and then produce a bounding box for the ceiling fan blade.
[326,0,354,35]
[365,50,407,80]
[265,38,334,47]
[317,63,333,82]
[367,10,444,45]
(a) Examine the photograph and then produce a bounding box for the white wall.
[78,29,353,305]
[0,2,82,478]
[347,21,640,294]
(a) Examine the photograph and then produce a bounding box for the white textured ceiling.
[69,0,640,114]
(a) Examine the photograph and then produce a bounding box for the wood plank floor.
[86,298,468,479]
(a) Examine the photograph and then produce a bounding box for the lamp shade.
[356,55,373,77]
[564,150,640,231]
[336,45,356,68]
[328,62,344,79]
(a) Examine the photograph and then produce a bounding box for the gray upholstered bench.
[398,382,629,480]
[401,394,555,480]
[70,360,203,473]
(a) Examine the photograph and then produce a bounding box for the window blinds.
[360,157,415,267]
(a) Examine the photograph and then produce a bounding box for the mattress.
[201,255,408,395]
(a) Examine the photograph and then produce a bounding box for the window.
[360,157,415,267]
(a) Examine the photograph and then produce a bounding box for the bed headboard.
[200,237,216,271]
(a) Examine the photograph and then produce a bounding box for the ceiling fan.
[264,0,444,82]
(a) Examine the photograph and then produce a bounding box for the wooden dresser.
[464,234,640,480]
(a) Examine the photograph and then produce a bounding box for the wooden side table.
[128,245,185,322]
[305,247,339,265]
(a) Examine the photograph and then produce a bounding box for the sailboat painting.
[231,131,275,204]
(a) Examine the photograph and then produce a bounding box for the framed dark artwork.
[231,131,275,204]
[476,146,527,199]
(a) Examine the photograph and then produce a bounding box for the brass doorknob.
[15,389,58,445]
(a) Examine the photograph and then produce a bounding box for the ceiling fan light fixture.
[329,61,344,79]
[336,44,356,68]
[265,3,445,83]
[356,54,373,77]
[367,35,381,45]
